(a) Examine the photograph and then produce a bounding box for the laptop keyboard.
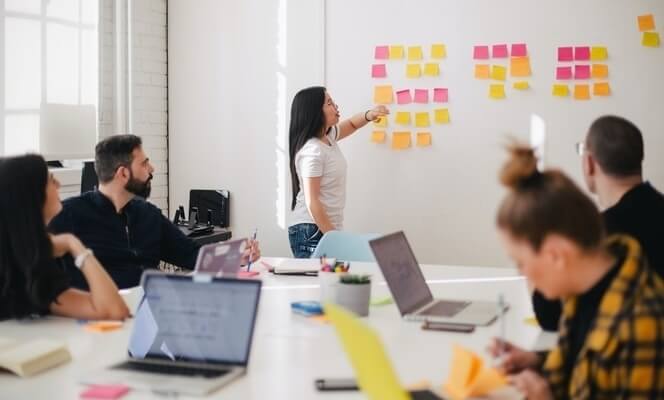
[419,300,470,317]
[113,361,230,378]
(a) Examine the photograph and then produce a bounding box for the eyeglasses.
[575,141,586,156]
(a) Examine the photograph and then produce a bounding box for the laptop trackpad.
[419,300,469,317]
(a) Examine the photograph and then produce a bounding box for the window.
[2,0,99,158]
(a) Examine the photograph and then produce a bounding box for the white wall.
[169,0,664,266]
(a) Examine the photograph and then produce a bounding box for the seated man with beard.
[49,135,260,289]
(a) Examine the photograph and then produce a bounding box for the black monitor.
[189,189,230,228]
[81,161,98,193]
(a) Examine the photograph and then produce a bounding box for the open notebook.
[0,337,71,377]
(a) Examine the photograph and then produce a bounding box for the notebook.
[0,337,71,377]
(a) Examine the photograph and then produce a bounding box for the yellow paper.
[392,132,412,150]
[416,132,431,147]
[590,46,608,61]
[524,316,539,326]
[443,345,507,400]
[513,81,529,90]
[373,85,393,104]
[406,64,422,78]
[490,65,507,81]
[415,112,430,127]
[325,304,411,400]
[434,109,450,124]
[489,84,505,99]
[591,64,608,79]
[389,45,404,59]
[431,43,447,59]
[552,84,569,97]
[373,116,387,127]
[423,63,440,77]
[408,46,423,61]
[395,111,411,125]
[574,84,590,100]
[510,57,531,77]
[371,131,386,144]
[642,32,660,47]
[84,321,123,333]
[474,64,490,79]
[638,14,655,32]
[593,82,611,96]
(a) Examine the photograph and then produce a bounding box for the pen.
[498,294,506,358]
[247,228,257,272]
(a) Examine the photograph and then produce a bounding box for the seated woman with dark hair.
[0,154,129,321]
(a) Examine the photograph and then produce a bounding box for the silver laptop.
[82,271,262,396]
[194,239,246,277]
[369,232,504,326]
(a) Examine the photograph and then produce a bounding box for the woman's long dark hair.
[289,86,326,210]
[0,154,62,315]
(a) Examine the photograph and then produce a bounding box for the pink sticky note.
[375,46,389,59]
[473,45,490,59]
[574,46,590,61]
[371,64,386,78]
[433,88,449,103]
[558,47,573,61]
[81,385,130,399]
[511,43,527,57]
[556,66,573,80]
[396,89,412,104]
[492,44,509,58]
[574,65,591,79]
[414,89,429,103]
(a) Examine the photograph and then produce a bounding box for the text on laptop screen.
[128,276,260,365]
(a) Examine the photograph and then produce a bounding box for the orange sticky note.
[389,45,404,59]
[84,321,124,333]
[406,64,422,78]
[443,345,507,399]
[638,14,655,32]
[416,132,432,147]
[374,85,393,104]
[591,64,608,79]
[590,46,608,61]
[415,112,430,127]
[371,131,386,143]
[510,57,531,77]
[431,43,446,59]
[392,132,411,150]
[574,84,590,100]
[593,82,611,96]
[490,65,506,81]
[423,63,440,77]
[552,84,569,97]
[373,116,387,127]
[434,108,450,124]
[474,64,490,79]
[642,31,661,47]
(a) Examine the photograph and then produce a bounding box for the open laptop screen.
[128,273,261,366]
[369,232,434,315]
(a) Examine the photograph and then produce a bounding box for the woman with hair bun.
[487,143,664,400]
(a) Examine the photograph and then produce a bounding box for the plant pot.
[335,282,371,317]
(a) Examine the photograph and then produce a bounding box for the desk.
[0,259,556,399]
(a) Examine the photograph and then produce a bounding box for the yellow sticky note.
[552,84,569,97]
[490,65,507,81]
[591,64,608,79]
[392,132,411,150]
[642,31,660,47]
[434,108,450,124]
[373,116,387,127]
[638,14,655,32]
[406,64,422,78]
[408,46,423,61]
[389,45,404,59]
[373,85,393,104]
[474,64,490,79]
[489,84,505,99]
[593,82,611,96]
[590,46,608,61]
[513,81,529,90]
[431,43,446,59]
[415,112,430,127]
[416,132,431,147]
[524,316,539,326]
[423,63,440,77]
[371,131,386,144]
[395,111,411,125]
[574,84,590,100]
[510,57,531,77]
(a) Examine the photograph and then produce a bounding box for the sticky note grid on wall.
[552,45,611,99]
[472,43,531,100]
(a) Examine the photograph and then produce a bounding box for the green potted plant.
[335,274,371,316]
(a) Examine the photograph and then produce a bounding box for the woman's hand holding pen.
[486,338,541,374]
[242,238,261,266]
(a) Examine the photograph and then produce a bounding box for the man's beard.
[125,172,153,199]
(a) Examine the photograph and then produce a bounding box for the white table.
[0,258,556,399]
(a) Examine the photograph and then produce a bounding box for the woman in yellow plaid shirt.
[488,144,664,399]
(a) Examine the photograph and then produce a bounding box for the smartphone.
[421,320,475,333]
[314,378,358,391]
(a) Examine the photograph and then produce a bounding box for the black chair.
[81,161,98,193]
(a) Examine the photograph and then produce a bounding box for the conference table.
[0,258,556,399]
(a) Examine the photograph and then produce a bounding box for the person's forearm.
[306,199,335,233]
[346,111,372,131]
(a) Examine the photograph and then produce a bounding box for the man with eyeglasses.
[533,115,664,331]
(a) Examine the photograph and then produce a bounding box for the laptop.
[194,239,246,277]
[369,231,503,326]
[82,272,262,396]
[325,303,442,400]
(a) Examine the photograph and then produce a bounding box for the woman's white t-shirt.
[289,125,347,230]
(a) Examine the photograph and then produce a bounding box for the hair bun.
[499,143,539,189]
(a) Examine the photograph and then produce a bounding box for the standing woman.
[288,86,389,258]
[0,154,129,321]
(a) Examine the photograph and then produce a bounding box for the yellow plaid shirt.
[542,235,664,399]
